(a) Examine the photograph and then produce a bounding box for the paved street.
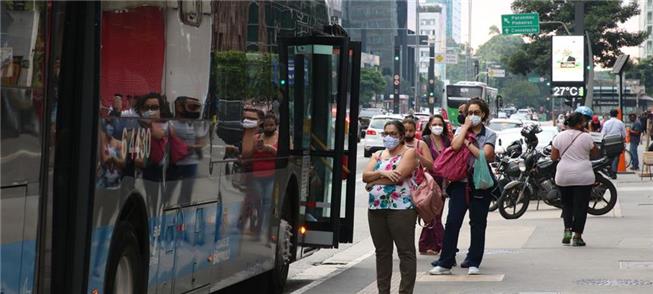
[285,143,653,294]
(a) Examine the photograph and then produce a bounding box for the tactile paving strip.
[575,279,653,286]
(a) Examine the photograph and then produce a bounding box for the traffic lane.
[297,181,653,294]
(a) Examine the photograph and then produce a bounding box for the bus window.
[1,2,53,293]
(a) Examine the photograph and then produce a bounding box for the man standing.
[601,109,626,179]
[628,113,643,171]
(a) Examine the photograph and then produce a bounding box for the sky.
[407,0,643,58]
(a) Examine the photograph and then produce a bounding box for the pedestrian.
[416,114,451,255]
[402,118,418,148]
[628,113,643,171]
[429,98,496,276]
[551,109,600,247]
[589,115,602,132]
[601,109,626,179]
[363,120,419,294]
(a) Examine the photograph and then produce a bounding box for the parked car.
[363,114,403,157]
[358,108,386,140]
[488,118,523,132]
[412,113,431,139]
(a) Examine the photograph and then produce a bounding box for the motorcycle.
[488,141,523,211]
[497,125,618,220]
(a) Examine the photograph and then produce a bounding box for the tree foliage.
[507,0,647,76]
[359,68,386,106]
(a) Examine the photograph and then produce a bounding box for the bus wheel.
[105,221,146,294]
[268,208,295,293]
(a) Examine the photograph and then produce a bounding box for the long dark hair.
[421,114,451,144]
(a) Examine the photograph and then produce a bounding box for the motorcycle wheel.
[587,175,617,216]
[498,183,530,220]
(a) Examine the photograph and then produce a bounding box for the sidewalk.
[297,174,653,294]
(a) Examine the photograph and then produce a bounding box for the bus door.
[280,36,360,248]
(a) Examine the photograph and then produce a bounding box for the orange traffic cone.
[618,151,626,173]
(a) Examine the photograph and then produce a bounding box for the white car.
[363,114,403,157]
[488,118,523,132]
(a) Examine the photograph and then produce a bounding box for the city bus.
[444,81,498,126]
[0,1,361,293]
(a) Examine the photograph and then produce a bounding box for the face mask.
[470,115,482,126]
[142,110,159,119]
[383,136,401,150]
[242,119,259,129]
[431,126,443,135]
[405,135,414,142]
[457,114,466,124]
[183,111,200,119]
[264,129,275,136]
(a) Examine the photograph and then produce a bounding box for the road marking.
[617,186,653,192]
[619,260,653,270]
[417,273,505,282]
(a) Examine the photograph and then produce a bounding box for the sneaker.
[468,266,481,275]
[562,229,572,245]
[572,237,586,247]
[429,266,452,275]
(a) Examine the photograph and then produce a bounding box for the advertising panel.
[552,35,585,82]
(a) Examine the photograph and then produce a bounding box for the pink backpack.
[412,141,444,224]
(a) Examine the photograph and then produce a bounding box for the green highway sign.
[502,13,540,35]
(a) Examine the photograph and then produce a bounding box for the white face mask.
[142,110,159,119]
[431,126,443,135]
[242,119,259,129]
[470,115,482,126]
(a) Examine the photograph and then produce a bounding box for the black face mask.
[405,136,414,142]
[457,114,466,124]
[264,129,276,136]
[183,111,200,119]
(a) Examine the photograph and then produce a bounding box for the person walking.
[551,109,600,247]
[628,113,643,171]
[429,98,496,276]
[363,120,419,294]
[601,109,626,179]
[416,115,451,255]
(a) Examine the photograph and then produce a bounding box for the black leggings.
[560,185,592,234]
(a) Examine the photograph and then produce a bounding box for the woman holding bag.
[430,98,496,276]
[413,115,451,255]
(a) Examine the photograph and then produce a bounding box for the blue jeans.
[611,156,619,174]
[252,176,274,237]
[434,181,490,269]
[630,142,640,169]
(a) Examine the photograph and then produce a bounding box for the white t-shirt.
[553,130,595,186]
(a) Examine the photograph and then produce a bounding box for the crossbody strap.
[560,132,583,159]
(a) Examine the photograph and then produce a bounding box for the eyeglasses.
[142,105,160,111]
[381,132,400,138]
[185,103,201,111]
[467,110,482,116]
